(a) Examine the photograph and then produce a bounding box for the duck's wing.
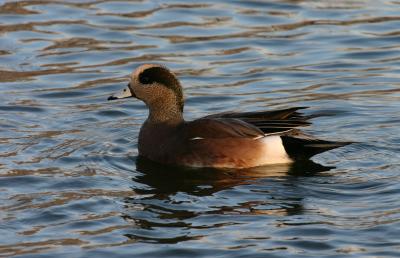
[182,118,265,140]
[203,107,311,134]
[182,109,350,162]
[180,115,350,162]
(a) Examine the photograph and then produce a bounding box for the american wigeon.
[108,64,349,168]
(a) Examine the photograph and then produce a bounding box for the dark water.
[1,0,400,257]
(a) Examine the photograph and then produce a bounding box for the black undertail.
[281,135,351,160]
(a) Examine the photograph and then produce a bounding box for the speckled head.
[129,64,184,112]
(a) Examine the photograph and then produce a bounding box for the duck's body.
[138,118,291,168]
[108,64,349,169]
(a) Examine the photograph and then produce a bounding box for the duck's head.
[108,64,184,114]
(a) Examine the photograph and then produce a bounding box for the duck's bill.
[108,84,135,101]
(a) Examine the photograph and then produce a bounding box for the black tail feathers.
[281,135,351,160]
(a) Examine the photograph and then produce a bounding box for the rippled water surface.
[1,0,400,257]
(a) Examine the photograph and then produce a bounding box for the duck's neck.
[147,101,184,125]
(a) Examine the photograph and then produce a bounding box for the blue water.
[1,0,400,257]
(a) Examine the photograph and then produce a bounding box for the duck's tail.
[280,130,351,160]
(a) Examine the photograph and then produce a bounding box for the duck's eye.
[139,75,151,84]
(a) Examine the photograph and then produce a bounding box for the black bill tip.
[107,95,119,101]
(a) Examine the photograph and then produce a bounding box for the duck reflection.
[133,156,332,196]
[121,157,333,243]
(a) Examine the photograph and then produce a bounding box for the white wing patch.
[189,137,204,141]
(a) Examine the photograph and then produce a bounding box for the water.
[1,0,400,257]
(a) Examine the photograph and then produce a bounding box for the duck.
[108,64,349,169]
